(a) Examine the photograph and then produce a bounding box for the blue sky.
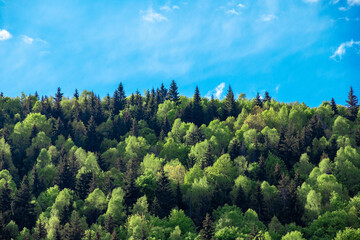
[0,0,359,107]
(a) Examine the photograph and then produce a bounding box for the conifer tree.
[225,85,237,117]
[331,98,338,115]
[167,80,180,104]
[112,82,126,115]
[74,89,79,100]
[76,171,93,200]
[155,169,175,218]
[33,219,47,240]
[201,143,214,169]
[228,138,241,160]
[264,91,271,102]
[124,158,140,210]
[175,183,185,210]
[346,86,359,121]
[53,87,63,119]
[85,116,99,152]
[234,184,247,212]
[0,213,10,240]
[32,165,44,197]
[161,115,171,136]
[255,92,263,108]
[192,86,203,126]
[0,181,12,223]
[56,152,75,190]
[199,213,214,240]
[130,118,139,137]
[13,175,36,230]
[104,214,116,234]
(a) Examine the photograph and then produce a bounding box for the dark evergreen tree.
[104,214,116,234]
[155,169,175,218]
[74,89,79,100]
[0,213,10,240]
[175,182,185,210]
[331,98,338,115]
[53,87,63,119]
[0,181,12,223]
[167,80,180,104]
[161,115,171,136]
[32,165,44,197]
[206,95,217,124]
[264,91,271,102]
[201,143,214,169]
[12,175,36,230]
[76,171,93,200]
[130,118,139,137]
[85,116,99,152]
[199,213,214,240]
[192,86,204,126]
[346,86,359,121]
[225,86,237,117]
[257,155,266,181]
[60,198,74,225]
[56,152,75,190]
[123,158,140,210]
[234,184,247,212]
[112,82,126,115]
[228,138,241,160]
[255,92,263,108]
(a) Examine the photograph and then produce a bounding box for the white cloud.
[260,14,277,22]
[142,9,167,22]
[330,40,360,60]
[206,83,226,99]
[330,0,340,4]
[0,29,11,41]
[160,5,180,12]
[275,85,280,93]
[237,3,246,8]
[225,8,239,15]
[348,0,360,6]
[22,35,34,44]
[338,6,349,11]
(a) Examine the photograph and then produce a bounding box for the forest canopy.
[0,82,359,240]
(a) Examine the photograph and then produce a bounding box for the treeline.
[0,81,359,240]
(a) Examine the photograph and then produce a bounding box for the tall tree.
[53,87,63,119]
[0,182,12,223]
[155,169,175,218]
[264,91,271,102]
[167,80,180,105]
[225,85,237,118]
[85,116,99,152]
[112,82,126,115]
[123,158,140,209]
[74,89,79,100]
[12,175,36,230]
[346,86,359,121]
[255,92,263,108]
[192,86,204,126]
[331,98,338,115]
[199,213,214,240]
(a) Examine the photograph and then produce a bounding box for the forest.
[0,81,359,240]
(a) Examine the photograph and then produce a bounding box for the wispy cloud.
[260,14,277,22]
[275,84,280,93]
[206,82,226,99]
[330,40,360,61]
[237,3,246,8]
[338,6,349,11]
[225,8,239,15]
[160,5,180,12]
[0,29,12,41]
[141,9,167,22]
[348,0,360,6]
[22,35,34,44]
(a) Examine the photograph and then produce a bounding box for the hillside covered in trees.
[0,81,359,240]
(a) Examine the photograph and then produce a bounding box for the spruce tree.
[0,213,10,240]
[264,91,271,102]
[192,86,203,126]
[74,89,79,100]
[12,175,36,230]
[56,152,75,190]
[331,98,338,115]
[201,143,214,169]
[255,92,263,108]
[234,184,247,212]
[167,80,180,104]
[346,86,359,121]
[130,118,139,137]
[225,86,237,117]
[53,87,63,119]
[32,165,44,197]
[85,116,99,152]
[155,169,175,218]
[33,219,47,240]
[0,181,12,223]
[76,171,93,200]
[123,158,140,210]
[175,183,185,210]
[228,138,241,160]
[161,115,171,136]
[199,213,214,240]
[112,82,126,115]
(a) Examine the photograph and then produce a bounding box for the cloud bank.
[0,29,11,41]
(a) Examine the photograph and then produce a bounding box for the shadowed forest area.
[0,81,359,240]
